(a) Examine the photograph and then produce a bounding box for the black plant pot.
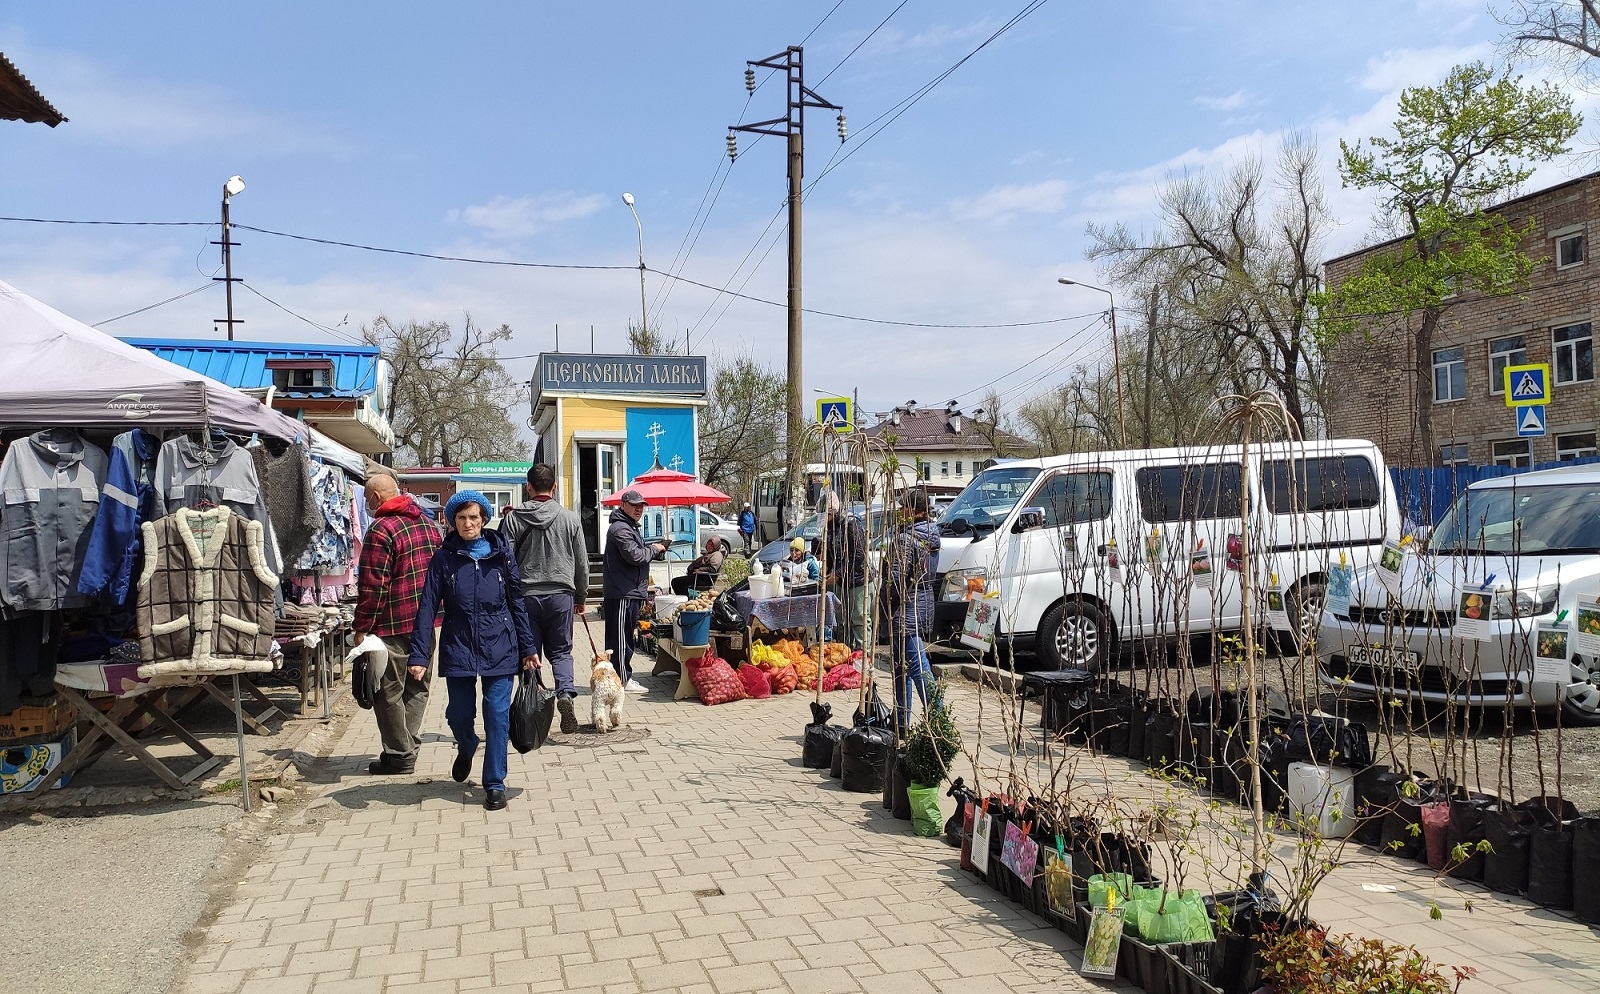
[1528,822,1575,910]
[1213,912,1306,994]
[1353,765,1396,847]
[1185,722,1216,791]
[1381,786,1426,862]
[891,754,913,821]
[1573,817,1600,925]
[829,737,843,779]
[881,746,898,809]
[1128,692,1150,761]
[1162,940,1221,994]
[1482,803,1534,895]
[1446,794,1493,881]
[1147,703,1179,771]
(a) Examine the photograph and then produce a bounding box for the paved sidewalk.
[173,676,1120,994]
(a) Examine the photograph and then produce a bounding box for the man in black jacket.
[602,490,668,691]
[822,491,868,650]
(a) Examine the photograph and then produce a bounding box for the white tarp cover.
[0,279,307,439]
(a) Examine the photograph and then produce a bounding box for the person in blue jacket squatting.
[409,490,539,811]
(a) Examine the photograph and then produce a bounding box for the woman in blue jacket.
[409,490,538,811]
[881,487,941,735]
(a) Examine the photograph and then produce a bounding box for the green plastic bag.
[1131,889,1214,944]
[908,784,943,837]
[1087,873,1134,908]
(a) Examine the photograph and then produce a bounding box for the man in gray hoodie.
[497,463,589,733]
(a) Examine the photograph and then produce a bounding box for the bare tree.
[363,314,529,466]
[1087,135,1332,438]
[1498,1,1600,84]
[626,319,682,356]
[698,353,786,505]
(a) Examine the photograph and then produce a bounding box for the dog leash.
[581,613,602,657]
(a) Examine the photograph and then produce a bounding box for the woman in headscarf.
[409,490,538,811]
[881,487,941,734]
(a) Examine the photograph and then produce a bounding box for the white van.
[931,440,1399,670]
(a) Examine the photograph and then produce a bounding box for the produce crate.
[0,695,74,742]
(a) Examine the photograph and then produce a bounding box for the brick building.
[1325,170,1599,469]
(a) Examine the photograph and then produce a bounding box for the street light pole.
[214,175,246,341]
[1058,278,1127,448]
[622,192,649,346]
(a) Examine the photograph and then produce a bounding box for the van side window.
[1261,456,1380,514]
[1032,472,1113,527]
[1135,464,1242,522]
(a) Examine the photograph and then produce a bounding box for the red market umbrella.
[601,466,731,508]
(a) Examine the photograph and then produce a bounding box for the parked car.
[697,508,744,550]
[1317,464,1600,726]
[753,504,886,569]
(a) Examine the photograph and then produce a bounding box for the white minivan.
[932,440,1400,671]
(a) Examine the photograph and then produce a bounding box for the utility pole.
[729,47,845,526]
[214,175,246,340]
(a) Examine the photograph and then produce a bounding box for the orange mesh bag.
[687,653,747,706]
[768,663,799,695]
[737,663,772,699]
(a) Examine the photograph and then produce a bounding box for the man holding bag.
[353,474,441,775]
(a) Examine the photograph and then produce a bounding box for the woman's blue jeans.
[893,631,932,734]
[445,674,514,791]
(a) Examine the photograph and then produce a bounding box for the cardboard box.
[0,728,76,794]
[0,695,74,742]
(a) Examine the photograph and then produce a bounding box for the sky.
[2,0,1595,444]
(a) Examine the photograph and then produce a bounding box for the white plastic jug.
[1286,762,1357,838]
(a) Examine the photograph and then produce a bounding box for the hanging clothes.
[0,612,63,715]
[0,427,107,614]
[250,440,321,567]
[135,506,278,678]
[152,433,283,577]
[295,462,355,573]
[78,428,163,605]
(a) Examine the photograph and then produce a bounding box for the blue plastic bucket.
[676,610,712,646]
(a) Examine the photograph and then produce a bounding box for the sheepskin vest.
[136,507,278,678]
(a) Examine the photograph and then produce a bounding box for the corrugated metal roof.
[0,53,66,127]
[121,337,381,399]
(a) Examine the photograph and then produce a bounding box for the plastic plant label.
[1191,550,1213,590]
[1014,832,1040,887]
[1576,601,1600,656]
[1225,533,1243,571]
[1144,526,1163,564]
[960,588,1000,651]
[1042,851,1074,915]
[1455,585,1495,641]
[1061,531,1079,569]
[1105,539,1123,586]
[970,808,993,874]
[1265,576,1291,631]
[1000,820,1024,876]
[1325,559,1354,619]
[1535,620,1572,685]
[1375,539,1406,596]
[1080,904,1125,979]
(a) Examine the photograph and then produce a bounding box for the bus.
[751,464,868,543]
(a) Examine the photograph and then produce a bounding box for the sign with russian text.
[460,461,533,475]
[538,353,708,397]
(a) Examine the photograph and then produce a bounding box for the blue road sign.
[1517,404,1547,438]
[1505,363,1551,407]
[815,397,853,431]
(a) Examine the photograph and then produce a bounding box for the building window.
[1558,232,1586,269]
[1439,443,1470,467]
[1432,346,1466,402]
[1555,323,1594,385]
[1488,334,1527,395]
[940,461,949,477]
[1491,439,1532,469]
[270,365,332,391]
[1557,432,1598,461]
[955,461,963,477]
[921,462,931,482]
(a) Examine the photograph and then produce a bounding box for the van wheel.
[1038,600,1110,673]
[1560,659,1600,727]
[1284,579,1326,655]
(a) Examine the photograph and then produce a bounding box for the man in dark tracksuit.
[497,463,589,734]
[602,490,668,690]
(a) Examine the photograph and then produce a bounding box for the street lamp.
[215,175,246,341]
[1058,277,1127,447]
[622,192,649,349]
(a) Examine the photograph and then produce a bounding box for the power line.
[238,281,365,346]
[92,282,216,326]
[951,313,1109,402]
[802,0,848,44]
[0,216,209,227]
[816,0,909,88]
[233,225,634,271]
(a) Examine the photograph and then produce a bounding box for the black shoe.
[452,750,473,783]
[484,788,507,811]
[367,757,415,776]
[558,696,578,734]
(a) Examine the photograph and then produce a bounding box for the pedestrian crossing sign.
[816,397,853,431]
[1517,404,1547,438]
[1504,363,1551,407]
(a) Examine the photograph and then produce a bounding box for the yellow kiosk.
[529,353,709,557]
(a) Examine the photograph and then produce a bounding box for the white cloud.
[1195,90,1250,112]
[950,180,1072,222]
[448,193,609,240]
[1357,43,1494,93]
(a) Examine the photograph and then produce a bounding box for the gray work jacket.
[0,428,108,613]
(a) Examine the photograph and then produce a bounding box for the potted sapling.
[903,681,963,839]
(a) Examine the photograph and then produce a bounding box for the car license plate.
[1348,644,1421,674]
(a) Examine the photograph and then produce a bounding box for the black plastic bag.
[351,651,381,711]
[711,586,748,633]
[510,668,555,754]
[1281,713,1372,769]
[1446,794,1493,880]
[1573,817,1600,925]
[853,683,894,730]
[829,737,844,779]
[1483,804,1535,895]
[840,725,894,793]
[803,723,844,769]
[1527,821,1575,910]
[1353,766,1397,846]
[891,752,913,820]
[945,777,975,848]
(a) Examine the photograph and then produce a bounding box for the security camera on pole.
[728,47,845,526]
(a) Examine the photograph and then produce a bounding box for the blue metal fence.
[1389,456,1600,526]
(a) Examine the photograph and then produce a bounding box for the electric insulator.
[726,132,738,161]
[745,68,756,92]
[837,113,848,141]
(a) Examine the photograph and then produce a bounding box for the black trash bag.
[710,586,748,633]
[1147,705,1179,771]
[829,736,844,779]
[1573,817,1600,925]
[840,725,894,792]
[1353,766,1397,847]
[1483,803,1535,896]
[1446,794,1493,881]
[891,752,913,820]
[509,668,555,754]
[1382,783,1427,862]
[351,650,382,711]
[853,683,895,730]
[1528,821,1575,910]
[803,722,844,769]
[945,777,976,848]
[1282,713,1372,769]
[1127,691,1150,761]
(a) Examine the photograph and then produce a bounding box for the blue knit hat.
[445,489,494,526]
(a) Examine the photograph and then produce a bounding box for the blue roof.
[121,337,382,399]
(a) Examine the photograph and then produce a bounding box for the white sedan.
[698,508,745,550]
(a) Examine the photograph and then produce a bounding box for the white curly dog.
[589,651,626,733]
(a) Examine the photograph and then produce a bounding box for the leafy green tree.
[1318,62,1579,462]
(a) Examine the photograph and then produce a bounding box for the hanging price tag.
[1225,533,1243,572]
[960,588,1000,651]
[1455,584,1495,641]
[1061,530,1079,569]
[1265,574,1290,630]
[1375,539,1406,597]
[1325,557,1354,619]
[1574,601,1600,656]
[1105,538,1123,586]
[1191,549,1214,590]
[970,803,994,874]
[1535,620,1571,685]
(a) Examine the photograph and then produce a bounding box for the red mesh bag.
[737,663,772,699]
[768,664,799,695]
[821,663,863,692]
[687,653,746,706]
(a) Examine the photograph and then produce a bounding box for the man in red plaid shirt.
[354,474,442,775]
